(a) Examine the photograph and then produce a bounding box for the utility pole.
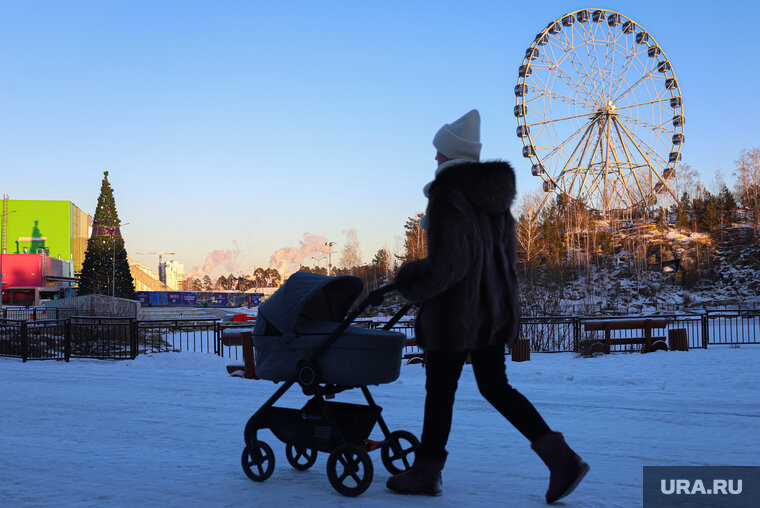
[1,196,17,310]
[312,254,326,273]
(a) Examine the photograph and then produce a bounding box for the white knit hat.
[432,109,481,161]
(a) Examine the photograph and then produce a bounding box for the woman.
[387,110,589,503]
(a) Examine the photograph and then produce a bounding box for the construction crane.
[136,251,176,285]
[136,251,176,265]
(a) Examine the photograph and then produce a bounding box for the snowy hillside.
[521,222,760,316]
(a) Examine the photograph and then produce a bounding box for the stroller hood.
[255,272,363,340]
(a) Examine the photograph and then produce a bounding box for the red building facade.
[1,254,75,305]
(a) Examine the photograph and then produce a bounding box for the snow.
[2,347,759,507]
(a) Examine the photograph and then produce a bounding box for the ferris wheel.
[515,8,684,214]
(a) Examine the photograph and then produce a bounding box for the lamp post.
[325,241,336,276]
[0,209,18,311]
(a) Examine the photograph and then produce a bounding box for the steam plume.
[269,233,328,278]
[188,242,241,277]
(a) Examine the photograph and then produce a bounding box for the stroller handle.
[364,283,397,307]
[357,283,411,330]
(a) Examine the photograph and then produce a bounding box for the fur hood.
[427,160,516,215]
[395,159,521,352]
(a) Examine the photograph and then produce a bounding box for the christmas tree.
[78,171,136,299]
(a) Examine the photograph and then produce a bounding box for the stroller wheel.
[381,430,420,475]
[241,441,275,482]
[286,444,318,471]
[326,443,373,497]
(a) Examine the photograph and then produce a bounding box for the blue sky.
[1,1,758,277]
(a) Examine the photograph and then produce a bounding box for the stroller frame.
[240,284,418,497]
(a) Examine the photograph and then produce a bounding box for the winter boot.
[531,431,590,504]
[386,452,446,496]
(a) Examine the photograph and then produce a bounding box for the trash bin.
[511,338,531,362]
[668,328,688,351]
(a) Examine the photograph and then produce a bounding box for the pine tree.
[78,171,136,299]
[400,214,427,262]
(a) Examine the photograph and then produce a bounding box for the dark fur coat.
[395,160,520,352]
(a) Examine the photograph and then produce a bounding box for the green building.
[4,200,92,272]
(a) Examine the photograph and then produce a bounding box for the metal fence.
[137,319,220,355]
[1,309,757,362]
[1,307,71,321]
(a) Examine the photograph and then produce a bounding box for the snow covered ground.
[2,346,758,507]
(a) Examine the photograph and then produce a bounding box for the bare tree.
[674,163,700,201]
[734,147,760,230]
[340,229,362,273]
[515,191,543,279]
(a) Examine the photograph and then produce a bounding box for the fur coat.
[395,160,520,352]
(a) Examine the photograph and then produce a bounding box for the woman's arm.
[395,188,476,303]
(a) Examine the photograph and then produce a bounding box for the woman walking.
[387,109,589,503]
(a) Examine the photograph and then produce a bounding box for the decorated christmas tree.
[78,171,136,299]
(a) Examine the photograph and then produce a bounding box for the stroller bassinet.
[252,272,407,385]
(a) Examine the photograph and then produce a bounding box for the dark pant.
[418,346,551,459]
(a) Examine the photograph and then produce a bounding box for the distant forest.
[183,148,760,295]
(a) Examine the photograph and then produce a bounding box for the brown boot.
[386,452,446,496]
[531,431,589,504]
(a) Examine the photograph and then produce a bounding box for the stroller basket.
[266,400,381,453]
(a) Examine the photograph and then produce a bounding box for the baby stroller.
[240,272,418,497]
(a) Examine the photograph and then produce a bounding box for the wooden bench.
[403,338,426,364]
[221,329,258,379]
[583,319,667,354]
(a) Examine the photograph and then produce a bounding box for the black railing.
[1,309,757,362]
[705,310,760,345]
[69,316,136,359]
[1,307,104,321]
[519,316,578,352]
[137,319,220,355]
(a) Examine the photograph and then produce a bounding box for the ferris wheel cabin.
[576,10,589,23]
[525,47,539,60]
[531,164,545,176]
